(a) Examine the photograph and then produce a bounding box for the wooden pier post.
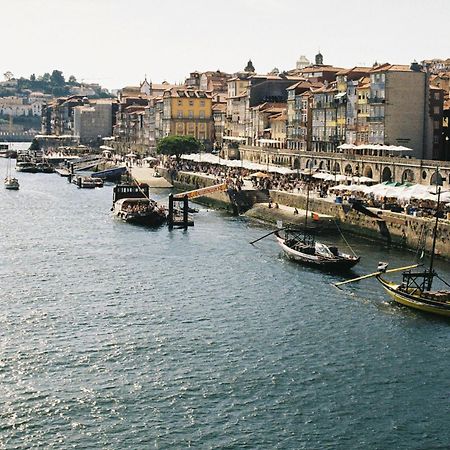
[183,195,189,229]
[168,193,174,229]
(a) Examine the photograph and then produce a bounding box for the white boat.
[4,158,19,190]
[4,176,19,190]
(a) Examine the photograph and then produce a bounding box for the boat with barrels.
[275,228,360,271]
[112,183,166,226]
[336,189,450,317]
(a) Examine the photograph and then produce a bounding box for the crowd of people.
[158,157,449,218]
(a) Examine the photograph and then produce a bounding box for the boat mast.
[429,186,441,275]
[304,172,310,231]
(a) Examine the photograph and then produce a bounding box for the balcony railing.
[368,97,385,104]
[367,116,385,122]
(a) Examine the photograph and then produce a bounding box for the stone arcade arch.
[363,165,373,179]
[382,166,392,182]
[293,158,300,170]
[333,162,341,173]
[344,164,353,175]
[430,171,443,186]
[402,169,414,183]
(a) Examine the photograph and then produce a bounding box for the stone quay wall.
[269,190,450,260]
[159,168,450,259]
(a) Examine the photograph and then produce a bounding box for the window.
[434,92,440,100]
[199,110,205,119]
[189,100,193,106]
[434,120,440,130]
[200,100,205,107]
[177,111,183,118]
[434,106,440,115]
[177,100,182,106]
[188,110,194,118]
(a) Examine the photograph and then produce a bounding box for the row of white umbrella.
[330,182,450,204]
[311,172,374,183]
[180,153,296,175]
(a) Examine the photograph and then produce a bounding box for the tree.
[39,73,51,83]
[3,71,13,81]
[30,74,36,82]
[29,138,40,151]
[156,135,202,161]
[68,75,77,84]
[50,70,65,86]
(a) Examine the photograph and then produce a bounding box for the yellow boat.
[376,273,450,317]
[336,187,450,318]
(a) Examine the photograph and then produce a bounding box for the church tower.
[315,51,323,66]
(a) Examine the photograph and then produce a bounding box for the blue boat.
[93,165,127,181]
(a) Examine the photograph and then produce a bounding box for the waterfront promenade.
[158,164,450,259]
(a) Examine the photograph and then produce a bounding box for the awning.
[223,136,247,142]
[257,139,280,144]
[334,92,346,100]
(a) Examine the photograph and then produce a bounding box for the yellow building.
[162,87,213,148]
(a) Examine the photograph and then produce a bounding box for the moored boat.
[94,165,127,181]
[4,158,19,190]
[15,161,38,173]
[4,176,20,190]
[72,175,104,188]
[275,228,360,271]
[273,172,360,271]
[376,272,450,317]
[336,188,450,317]
[112,183,166,226]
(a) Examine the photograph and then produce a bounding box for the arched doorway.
[293,158,300,170]
[306,159,312,169]
[430,171,443,186]
[382,167,392,182]
[344,164,353,175]
[333,162,341,173]
[319,161,325,169]
[402,169,414,183]
[363,166,373,179]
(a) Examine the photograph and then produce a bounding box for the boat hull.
[377,276,450,317]
[276,236,360,271]
[116,211,166,226]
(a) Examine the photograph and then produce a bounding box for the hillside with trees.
[0,70,111,98]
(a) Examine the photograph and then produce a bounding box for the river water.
[0,158,449,449]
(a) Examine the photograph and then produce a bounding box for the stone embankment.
[160,168,450,259]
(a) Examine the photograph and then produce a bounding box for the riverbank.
[160,167,450,259]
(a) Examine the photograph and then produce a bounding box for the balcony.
[368,97,385,104]
[367,116,385,122]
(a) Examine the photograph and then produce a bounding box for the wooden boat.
[93,165,127,181]
[376,272,450,317]
[72,175,104,188]
[275,228,360,271]
[274,172,360,271]
[0,143,17,159]
[4,176,19,190]
[112,183,166,226]
[15,161,38,173]
[336,189,450,317]
[4,158,19,190]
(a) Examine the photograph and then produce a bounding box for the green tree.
[50,70,65,86]
[68,75,77,84]
[29,138,40,151]
[156,135,202,161]
[39,73,51,83]
[30,74,36,82]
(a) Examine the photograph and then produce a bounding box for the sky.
[2,0,450,90]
